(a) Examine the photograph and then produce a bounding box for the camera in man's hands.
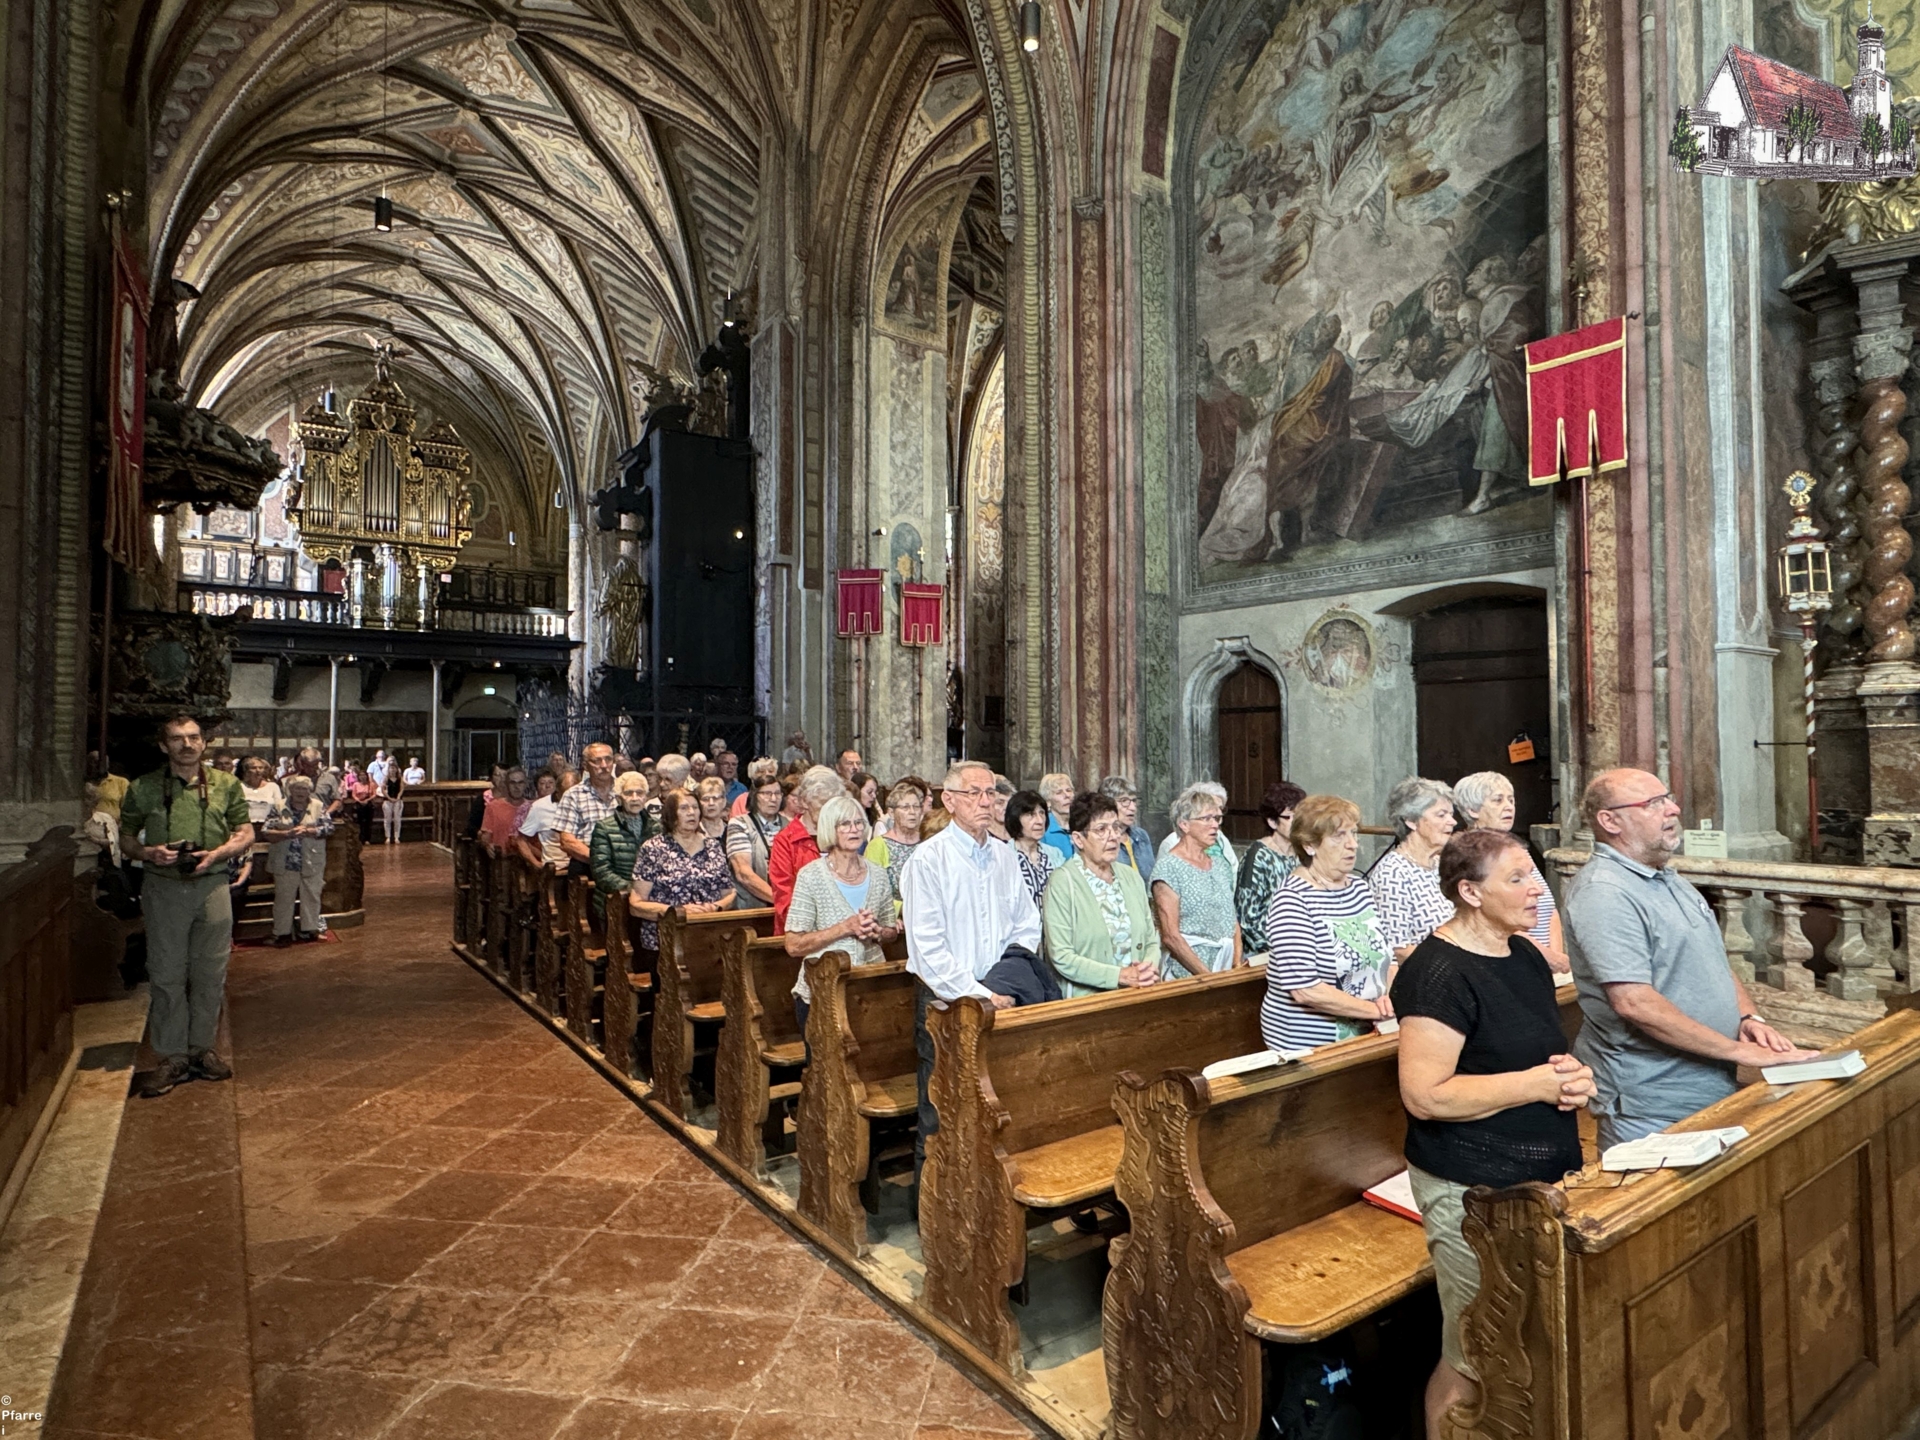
[165,840,205,873]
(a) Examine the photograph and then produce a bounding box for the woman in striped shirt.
[1260,794,1394,1053]
[1451,771,1569,972]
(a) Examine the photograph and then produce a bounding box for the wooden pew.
[464,841,491,962]
[1457,1007,1920,1440]
[1103,990,1583,1440]
[715,933,916,1180]
[714,931,805,1174]
[652,906,775,1120]
[451,834,474,946]
[922,968,1270,1368]
[505,859,536,994]
[796,951,920,1254]
[598,898,653,1079]
[563,874,606,1045]
[532,867,566,1016]
[484,853,511,977]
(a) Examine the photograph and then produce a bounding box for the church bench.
[652,905,775,1119]
[563,874,606,1046]
[531,866,566,1016]
[451,834,474,946]
[1457,1007,1920,1440]
[1103,989,1582,1440]
[504,858,536,994]
[597,897,653,1080]
[484,854,512,979]
[715,930,806,1174]
[922,967,1269,1368]
[795,951,921,1254]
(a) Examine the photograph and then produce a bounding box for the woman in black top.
[1390,827,1593,1436]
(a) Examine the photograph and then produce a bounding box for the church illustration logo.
[1672,12,1915,181]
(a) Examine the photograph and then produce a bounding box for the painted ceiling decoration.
[138,0,782,519]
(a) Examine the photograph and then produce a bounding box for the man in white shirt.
[402,757,426,785]
[900,759,1053,1192]
[517,771,567,868]
[366,749,390,790]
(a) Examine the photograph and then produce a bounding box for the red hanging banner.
[106,213,150,568]
[835,568,885,637]
[900,583,944,647]
[1524,316,1628,486]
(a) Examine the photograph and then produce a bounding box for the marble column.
[1849,247,1920,865]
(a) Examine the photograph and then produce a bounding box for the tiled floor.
[45,845,1038,1440]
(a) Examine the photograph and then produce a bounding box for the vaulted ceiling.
[136,0,783,507]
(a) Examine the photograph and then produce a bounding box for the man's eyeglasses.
[1600,792,1674,814]
[945,787,995,801]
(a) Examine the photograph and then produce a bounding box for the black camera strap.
[161,766,214,849]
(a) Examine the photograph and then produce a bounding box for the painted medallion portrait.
[1191,0,1550,584]
[1303,609,1375,692]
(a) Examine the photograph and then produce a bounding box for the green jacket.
[1042,856,1157,997]
[589,811,651,895]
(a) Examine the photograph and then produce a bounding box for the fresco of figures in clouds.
[1192,0,1551,583]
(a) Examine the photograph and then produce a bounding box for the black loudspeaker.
[646,431,754,695]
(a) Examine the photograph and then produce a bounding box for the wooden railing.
[1546,847,1916,1026]
[1,829,77,1196]
[421,782,490,849]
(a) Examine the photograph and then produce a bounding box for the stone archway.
[1180,636,1289,795]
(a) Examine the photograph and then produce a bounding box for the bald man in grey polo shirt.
[1563,769,1816,1149]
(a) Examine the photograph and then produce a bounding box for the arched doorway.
[1217,662,1283,844]
[1412,596,1552,834]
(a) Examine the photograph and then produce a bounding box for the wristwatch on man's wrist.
[1739,1012,1764,1026]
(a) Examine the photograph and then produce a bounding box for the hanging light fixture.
[374,194,393,232]
[1020,0,1041,52]
[371,0,393,233]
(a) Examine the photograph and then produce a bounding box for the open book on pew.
[1601,1125,1748,1172]
[1360,1169,1421,1223]
[1761,1049,1866,1085]
[1199,1047,1312,1081]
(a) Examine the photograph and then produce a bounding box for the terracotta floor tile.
[383,1168,532,1223]
[260,1117,396,1164]
[461,1294,645,1390]
[550,1133,675,1184]
[407,1222,593,1294]
[252,1365,425,1440]
[916,1366,1032,1434]
[515,1098,631,1134]
[539,1231,707,1303]
[555,1398,743,1440]
[737,1417,914,1440]
[247,1276,385,1364]
[602,1181,742,1237]
[669,1240,823,1316]
[282,1216,473,1285]
[49,1335,254,1440]
[490,1176,636,1229]
[751,1317,938,1422]
[382,1381,579,1440]
[307,1286,511,1376]
[801,1271,894,1323]
[456,1130,589,1175]
[716,1203,789,1244]
[271,1162,433,1216]
[598,1307,794,1409]
[357,1124,496,1170]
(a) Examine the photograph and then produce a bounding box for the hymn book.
[1199,1048,1311,1081]
[1761,1049,1866,1085]
[1600,1126,1748,1172]
[1361,1170,1422,1223]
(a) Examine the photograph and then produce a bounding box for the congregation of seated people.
[462,744,1828,1434]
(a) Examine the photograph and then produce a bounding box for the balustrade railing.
[179,581,565,637]
[1547,847,1916,1027]
[436,607,569,637]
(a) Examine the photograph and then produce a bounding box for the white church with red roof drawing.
[1676,10,1915,179]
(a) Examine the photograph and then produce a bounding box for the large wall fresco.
[1189,0,1550,586]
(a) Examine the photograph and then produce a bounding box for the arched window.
[1216,661,1283,844]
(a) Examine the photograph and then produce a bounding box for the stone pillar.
[1860,662,1920,865]
[1813,662,1870,861]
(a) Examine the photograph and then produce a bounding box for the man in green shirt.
[119,714,255,1097]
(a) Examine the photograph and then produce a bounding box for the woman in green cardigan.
[1042,792,1161,997]
[588,771,652,920]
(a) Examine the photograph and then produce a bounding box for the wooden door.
[1413,598,1552,835]
[1216,663,1283,844]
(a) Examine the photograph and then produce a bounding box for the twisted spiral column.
[1858,375,1914,660]
[1812,387,1866,642]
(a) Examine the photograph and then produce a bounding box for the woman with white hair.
[769,764,852,930]
[1155,781,1237,870]
[1452,771,1567,971]
[1037,773,1076,861]
[730,756,779,817]
[262,772,333,945]
[784,793,900,1029]
[1152,782,1244,978]
[696,775,730,841]
[1372,776,1459,962]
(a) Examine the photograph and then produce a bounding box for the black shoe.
[191,1050,233,1082]
[295,930,318,943]
[138,1057,192,1098]
[274,933,293,948]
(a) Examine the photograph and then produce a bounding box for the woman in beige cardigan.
[1042,792,1160,997]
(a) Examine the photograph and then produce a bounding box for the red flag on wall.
[105,215,150,567]
[1525,316,1627,486]
[836,569,885,637]
[900,583,944,647]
